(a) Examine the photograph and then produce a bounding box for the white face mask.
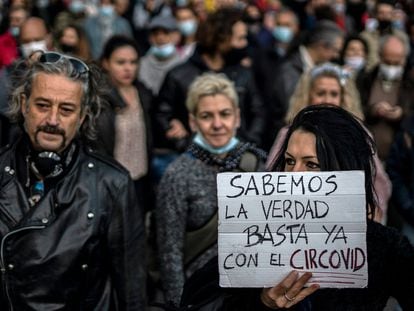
[344,56,365,71]
[380,64,403,81]
[21,40,47,58]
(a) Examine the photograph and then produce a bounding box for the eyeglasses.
[38,51,89,75]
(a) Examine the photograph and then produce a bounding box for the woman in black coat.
[96,35,154,211]
[179,105,414,311]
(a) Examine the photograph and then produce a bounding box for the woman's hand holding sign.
[260,271,319,309]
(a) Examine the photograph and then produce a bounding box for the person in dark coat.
[386,114,414,245]
[267,20,344,141]
[251,7,300,151]
[356,34,414,161]
[179,105,414,311]
[1,51,146,309]
[98,35,154,211]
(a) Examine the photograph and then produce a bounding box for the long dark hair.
[100,35,140,62]
[270,105,377,218]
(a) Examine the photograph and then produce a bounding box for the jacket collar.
[0,136,82,233]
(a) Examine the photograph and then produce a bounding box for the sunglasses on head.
[37,51,89,75]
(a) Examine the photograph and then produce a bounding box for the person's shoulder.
[79,145,130,178]
[367,220,398,240]
[392,28,409,41]
[167,59,198,78]
[0,142,14,159]
[164,153,198,174]
[367,221,414,254]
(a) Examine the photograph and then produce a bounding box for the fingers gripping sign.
[260,271,320,309]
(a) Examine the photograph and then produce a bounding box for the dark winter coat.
[179,221,414,311]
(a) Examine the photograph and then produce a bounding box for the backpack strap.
[184,212,218,267]
[184,151,260,266]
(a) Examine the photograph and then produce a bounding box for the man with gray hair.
[0,51,146,309]
[357,34,413,161]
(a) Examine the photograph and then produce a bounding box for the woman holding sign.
[155,73,267,306]
[179,105,414,310]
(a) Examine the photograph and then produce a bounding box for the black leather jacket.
[0,139,146,310]
[154,46,266,151]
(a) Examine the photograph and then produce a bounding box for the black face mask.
[244,15,261,25]
[60,43,78,54]
[224,46,249,66]
[378,20,392,33]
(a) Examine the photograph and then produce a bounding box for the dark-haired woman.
[340,35,369,78]
[56,24,91,61]
[180,105,414,310]
[96,35,153,211]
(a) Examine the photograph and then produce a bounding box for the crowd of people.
[0,0,414,310]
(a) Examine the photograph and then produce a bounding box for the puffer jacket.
[0,139,146,310]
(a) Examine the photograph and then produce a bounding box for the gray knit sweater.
[155,144,266,305]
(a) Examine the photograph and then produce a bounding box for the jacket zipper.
[0,226,46,311]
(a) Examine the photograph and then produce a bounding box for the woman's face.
[284,129,320,172]
[309,76,341,107]
[103,46,138,87]
[218,21,248,54]
[344,40,366,58]
[190,94,240,148]
[61,27,79,46]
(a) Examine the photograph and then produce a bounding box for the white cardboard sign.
[217,171,367,288]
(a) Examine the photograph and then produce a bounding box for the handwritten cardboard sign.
[217,171,367,288]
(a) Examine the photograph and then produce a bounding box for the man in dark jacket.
[0,51,146,310]
[267,20,344,145]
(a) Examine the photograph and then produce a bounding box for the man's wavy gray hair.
[8,57,107,141]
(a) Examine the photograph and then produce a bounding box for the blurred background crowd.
[1,0,414,308]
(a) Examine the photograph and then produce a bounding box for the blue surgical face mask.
[100,5,114,18]
[150,43,176,59]
[176,0,188,7]
[69,0,85,14]
[193,133,239,155]
[177,20,197,36]
[9,26,19,37]
[392,20,404,30]
[333,3,345,14]
[272,26,294,43]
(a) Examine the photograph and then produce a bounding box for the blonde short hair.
[186,73,239,114]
